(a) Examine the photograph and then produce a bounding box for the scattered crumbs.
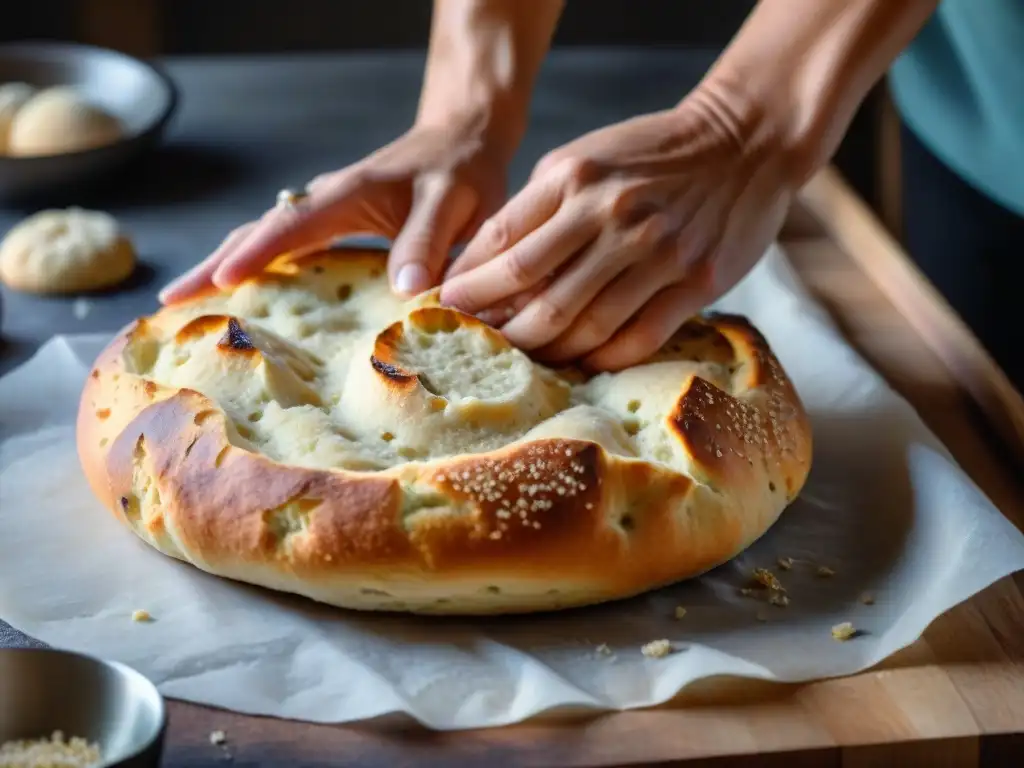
[595,643,613,657]
[816,565,836,578]
[641,639,673,659]
[673,606,687,620]
[860,592,876,606]
[740,567,790,607]
[131,609,153,623]
[209,730,227,746]
[752,567,784,592]
[72,297,91,320]
[831,622,857,641]
[777,556,794,571]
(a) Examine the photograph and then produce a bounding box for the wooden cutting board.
[157,168,1024,767]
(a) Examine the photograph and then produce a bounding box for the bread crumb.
[831,622,857,641]
[816,565,836,578]
[769,592,790,608]
[595,643,612,656]
[0,730,101,767]
[752,567,784,592]
[776,556,793,571]
[673,606,687,620]
[641,639,673,658]
[131,609,153,623]
[209,730,227,746]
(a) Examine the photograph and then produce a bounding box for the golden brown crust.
[76,247,813,615]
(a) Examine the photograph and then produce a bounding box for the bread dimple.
[77,247,813,615]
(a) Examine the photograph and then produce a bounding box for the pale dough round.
[0,82,37,153]
[6,86,123,157]
[0,208,136,294]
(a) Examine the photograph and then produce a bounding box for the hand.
[159,120,510,304]
[440,87,800,371]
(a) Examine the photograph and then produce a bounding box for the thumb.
[389,175,476,298]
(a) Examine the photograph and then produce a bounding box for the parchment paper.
[3,244,1024,730]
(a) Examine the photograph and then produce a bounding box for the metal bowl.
[0,41,178,205]
[0,648,166,767]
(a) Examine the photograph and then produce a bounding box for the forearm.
[701,0,939,182]
[416,0,563,160]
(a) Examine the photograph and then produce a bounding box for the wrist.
[415,88,529,165]
[415,0,562,165]
[696,0,939,186]
[683,67,814,188]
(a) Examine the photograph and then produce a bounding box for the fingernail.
[394,263,430,297]
[211,264,239,289]
[157,280,183,304]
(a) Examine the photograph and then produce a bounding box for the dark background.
[5,0,761,51]
[2,0,887,224]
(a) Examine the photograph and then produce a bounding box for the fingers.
[158,222,257,304]
[498,232,645,351]
[440,201,598,315]
[388,175,477,297]
[583,269,712,372]
[533,255,669,361]
[212,170,387,289]
[474,278,552,327]
[445,169,566,281]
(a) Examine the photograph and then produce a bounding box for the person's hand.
[440,87,801,371]
[158,120,510,304]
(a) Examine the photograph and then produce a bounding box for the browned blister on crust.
[76,248,812,615]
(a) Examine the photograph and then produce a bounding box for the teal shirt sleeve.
[888,0,1024,216]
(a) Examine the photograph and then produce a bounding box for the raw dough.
[0,82,36,153]
[6,86,123,157]
[0,208,136,294]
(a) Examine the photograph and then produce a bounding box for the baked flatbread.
[77,247,812,615]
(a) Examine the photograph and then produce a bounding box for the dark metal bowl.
[0,42,178,205]
[0,648,167,767]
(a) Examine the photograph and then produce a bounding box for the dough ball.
[6,86,123,157]
[0,82,37,153]
[0,208,136,294]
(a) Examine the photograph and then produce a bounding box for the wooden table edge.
[796,167,1024,467]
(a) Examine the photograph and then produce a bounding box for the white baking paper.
[3,244,1024,730]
